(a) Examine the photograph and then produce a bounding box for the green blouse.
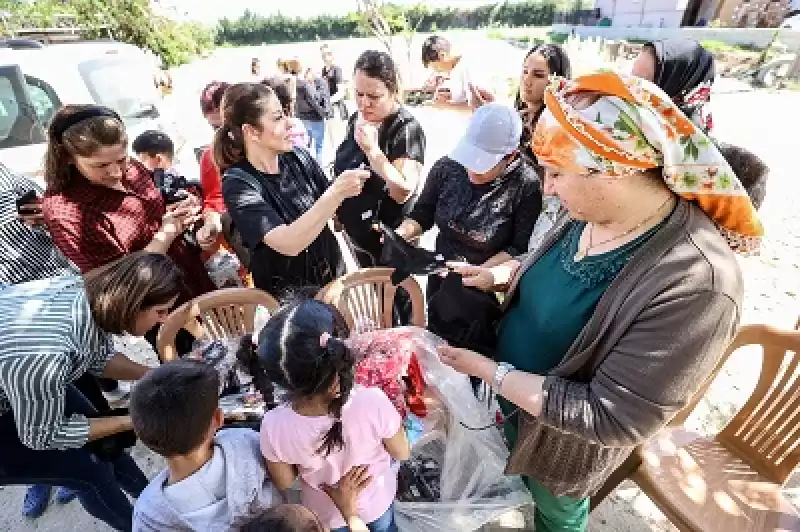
[496,219,665,446]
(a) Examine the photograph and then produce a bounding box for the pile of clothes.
[348,329,444,503]
[349,329,428,419]
[186,336,273,424]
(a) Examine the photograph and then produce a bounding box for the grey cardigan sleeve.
[539,289,739,447]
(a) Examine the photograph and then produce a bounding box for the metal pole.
[640,0,647,26]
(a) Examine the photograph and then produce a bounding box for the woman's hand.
[438,345,495,379]
[321,465,372,521]
[447,262,496,291]
[162,202,202,235]
[330,169,369,202]
[355,122,380,157]
[197,211,222,250]
[468,83,495,110]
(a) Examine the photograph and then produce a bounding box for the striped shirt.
[0,165,76,284]
[0,276,114,450]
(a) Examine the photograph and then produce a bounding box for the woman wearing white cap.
[394,103,542,299]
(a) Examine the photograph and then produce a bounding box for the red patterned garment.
[42,160,216,301]
[350,329,427,419]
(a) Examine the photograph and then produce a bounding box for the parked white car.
[0,40,197,183]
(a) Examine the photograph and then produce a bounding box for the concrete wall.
[593,0,685,28]
[551,24,800,48]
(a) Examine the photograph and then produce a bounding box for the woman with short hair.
[0,252,186,531]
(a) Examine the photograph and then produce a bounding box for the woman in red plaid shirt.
[41,105,218,351]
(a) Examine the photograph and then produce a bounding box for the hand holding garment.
[427,272,502,356]
[378,223,446,285]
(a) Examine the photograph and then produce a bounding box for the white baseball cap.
[449,103,523,174]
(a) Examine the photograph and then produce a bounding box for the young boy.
[132,130,199,203]
[130,360,281,531]
[420,34,496,112]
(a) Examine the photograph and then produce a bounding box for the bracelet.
[492,362,515,392]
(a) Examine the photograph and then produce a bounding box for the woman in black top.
[395,103,542,294]
[215,83,369,296]
[334,50,426,268]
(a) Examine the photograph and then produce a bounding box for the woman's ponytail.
[212,124,244,172]
[317,337,355,457]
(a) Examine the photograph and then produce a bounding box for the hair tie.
[319,332,331,348]
[52,106,120,143]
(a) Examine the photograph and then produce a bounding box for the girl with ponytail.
[258,299,409,532]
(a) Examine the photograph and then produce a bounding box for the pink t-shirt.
[260,386,402,529]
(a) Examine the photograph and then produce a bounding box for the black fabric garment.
[222,147,346,297]
[427,272,502,356]
[295,79,328,121]
[648,39,715,131]
[378,223,446,285]
[333,107,426,268]
[152,167,204,251]
[409,156,542,266]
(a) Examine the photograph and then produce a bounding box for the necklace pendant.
[574,249,587,261]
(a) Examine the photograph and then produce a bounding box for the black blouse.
[409,156,542,265]
[333,107,426,267]
[221,148,345,296]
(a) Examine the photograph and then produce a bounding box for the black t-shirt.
[221,148,345,296]
[333,107,426,266]
[409,156,542,265]
[322,64,343,97]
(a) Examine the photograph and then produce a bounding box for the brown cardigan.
[502,199,743,498]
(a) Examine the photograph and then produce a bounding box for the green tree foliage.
[217,1,565,46]
[0,0,215,68]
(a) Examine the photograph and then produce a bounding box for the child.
[257,299,410,532]
[130,360,281,531]
[132,130,200,204]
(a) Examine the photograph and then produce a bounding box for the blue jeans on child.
[302,119,325,163]
[0,384,147,531]
[330,502,398,532]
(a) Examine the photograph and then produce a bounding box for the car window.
[25,76,61,129]
[78,56,160,126]
[0,71,45,149]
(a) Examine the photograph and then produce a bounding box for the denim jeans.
[330,502,398,532]
[0,385,148,531]
[302,119,326,163]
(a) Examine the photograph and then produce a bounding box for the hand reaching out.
[321,465,373,522]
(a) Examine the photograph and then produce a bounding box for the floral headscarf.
[532,71,763,253]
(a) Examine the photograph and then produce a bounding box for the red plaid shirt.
[42,160,215,300]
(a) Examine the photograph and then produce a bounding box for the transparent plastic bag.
[347,327,532,531]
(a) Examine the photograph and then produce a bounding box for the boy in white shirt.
[421,35,495,112]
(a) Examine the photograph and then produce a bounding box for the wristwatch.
[492,362,515,392]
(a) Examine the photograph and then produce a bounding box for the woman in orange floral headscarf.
[439,72,763,531]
